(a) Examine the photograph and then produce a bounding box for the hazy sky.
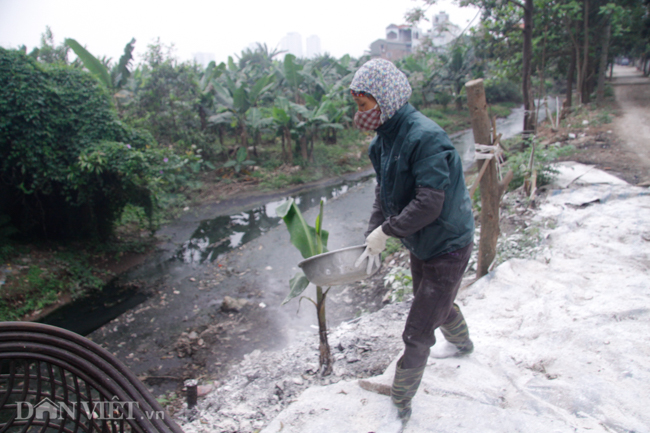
[0,0,480,65]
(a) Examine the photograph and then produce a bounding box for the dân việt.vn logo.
[16,396,165,421]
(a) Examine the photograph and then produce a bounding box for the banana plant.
[237,43,283,76]
[210,66,274,148]
[223,146,255,174]
[274,54,306,104]
[64,38,136,105]
[295,97,331,161]
[198,61,226,130]
[271,97,298,165]
[277,198,333,376]
[246,107,274,156]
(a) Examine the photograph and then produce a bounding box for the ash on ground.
[172,186,551,433]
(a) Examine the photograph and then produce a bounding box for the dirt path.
[612,65,650,184]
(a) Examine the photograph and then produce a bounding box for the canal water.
[38,172,375,335]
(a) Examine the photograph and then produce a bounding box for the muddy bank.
[87,176,389,397]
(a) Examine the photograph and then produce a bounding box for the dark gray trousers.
[401,242,473,369]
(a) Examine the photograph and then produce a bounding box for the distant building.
[367,12,462,59]
[428,11,462,48]
[368,24,422,60]
[306,35,322,58]
[280,32,303,58]
[193,52,215,68]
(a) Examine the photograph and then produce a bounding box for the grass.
[563,104,616,128]
[503,138,577,191]
[383,266,413,303]
[420,102,516,135]
[0,248,110,321]
[248,131,372,191]
[384,237,404,258]
[497,98,621,193]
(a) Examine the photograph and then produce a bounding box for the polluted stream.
[43,170,385,397]
[38,102,554,396]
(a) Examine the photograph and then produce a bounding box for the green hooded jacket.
[369,103,474,261]
[351,58,474,261]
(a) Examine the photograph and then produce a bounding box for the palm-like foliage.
[64,38,137,107]
[271,97,299,165]
[237,42,283,73]
[209,56,275,149]
[442,44,476,110]
[246,107,274,156]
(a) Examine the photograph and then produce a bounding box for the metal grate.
[0,322,184,433]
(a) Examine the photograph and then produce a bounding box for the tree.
[271,97,298,165]
[456,0,535,132]
[596,2,634,103]
[443,43,476,110]
[209,62,275,150]
[313,98,347,145]
[0,48,160,240]
[237,42,283,74]
[197,60,226,132]
[125,42,210,156]
[292,100,326,162]
[278,54,305,104]
[28,27,70,65]
[246,107,274,156]
[397,53,440,108]
[520,0,535,133]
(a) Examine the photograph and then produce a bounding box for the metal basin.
[298,245,381,286]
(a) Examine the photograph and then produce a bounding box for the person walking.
[351,58,475,422]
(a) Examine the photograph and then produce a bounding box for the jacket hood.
[350,59,412,123]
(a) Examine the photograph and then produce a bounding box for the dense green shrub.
[504,139,576,191]
[0,48,163,240]
[125,60,217,157]
[0,215,17,262]
[434,92,454,108]
[484,79,523,104]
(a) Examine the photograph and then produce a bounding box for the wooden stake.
[466,79,513,278]
[469,154,491,198]
[530,169,538,198]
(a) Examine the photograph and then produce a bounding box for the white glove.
[355,225,390,275]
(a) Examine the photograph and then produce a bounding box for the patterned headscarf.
[350,59,412,123]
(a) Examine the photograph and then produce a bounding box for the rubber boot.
[439,303,474,355]
[390,357,426,422]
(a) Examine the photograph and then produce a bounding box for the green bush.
[593,109,613,125]
[384,237,404,257]
[484,79,523,104]
[488,103,516,119]
[125,61,212,154]
[0,251,106,321]
[603,83,615,98]
[0,48,162,240]
[504,139,576,191]
[419,107,453,130]
[434,92,453,108]
[0,215,17,262]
